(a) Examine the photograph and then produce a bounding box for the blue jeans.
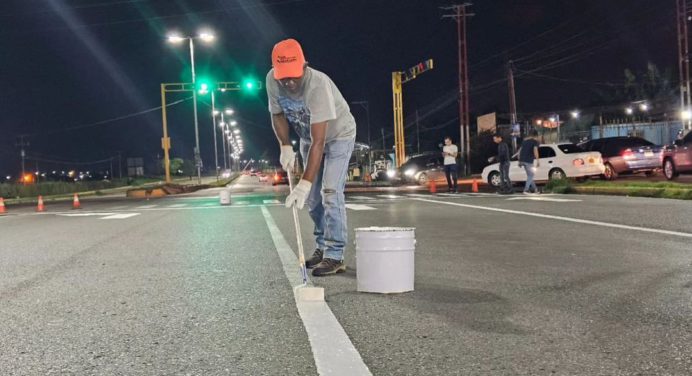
[300,137,355,261]
[499,162,511,191]
[522,162,537,193]
[444,164,458,191]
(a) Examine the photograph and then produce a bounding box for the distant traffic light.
[196,78,214,94]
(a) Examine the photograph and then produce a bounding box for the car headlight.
[404,168,416,177]
[386,170,396,178]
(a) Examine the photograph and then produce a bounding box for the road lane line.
[349,196,375,200]
[108,206,129,210]
[260,206,371,376]
[377,194,400,199]
[413,198,692,238]
[101,213,140,220]
[345,204,376,211]
[135,205,157,209]
[166,204,187,208]
[506,196,581,202]
[263,199,282,204]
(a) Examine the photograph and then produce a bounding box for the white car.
[481,143,605,188]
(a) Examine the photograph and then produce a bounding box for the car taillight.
[274,175,279,180]
[573,158,585,166]
[622,149,635,160]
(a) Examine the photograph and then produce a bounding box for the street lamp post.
[167,31,215,184]
[351,100,371,175]
[210,92,219,181]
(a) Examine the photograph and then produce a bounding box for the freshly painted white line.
[202,202,217,206]
[506,196,582,202]
[377,194,400,199]
[235,201,250,205]
[345,204,377,211]
[260,206,371,376]
[135,205,157,209]
[349,195,375,200]
[101,213,140,220]
[413,198,692,238]
[263,199,282,204]
[167,204,187,208]
[406,193,432,198]
[108,206,129,210]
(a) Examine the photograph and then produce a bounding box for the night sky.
[0,0,676,177]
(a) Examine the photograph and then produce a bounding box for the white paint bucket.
[355,227,416,294]
[219,189,231,205]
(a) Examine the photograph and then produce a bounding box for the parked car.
[578,136,662,180]
[397,152,446,185]
[481,143,604,188]
[662,130,692,180]
[271,170,289,185]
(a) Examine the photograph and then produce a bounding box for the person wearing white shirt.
[442,136,459,193]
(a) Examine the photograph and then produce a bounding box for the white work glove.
[533,159,540,168]
[280,145,296,172]
[285,179,312,209]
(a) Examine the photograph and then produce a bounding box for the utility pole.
[507,60,518,125]
[16,135,29,183]
[351,100,372,173]
[443,3,474,175]
[677,0,691,130]
[416,109,421,154]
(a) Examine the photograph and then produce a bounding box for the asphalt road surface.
[1,175,691,375]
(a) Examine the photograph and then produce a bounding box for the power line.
[20,97,191,138]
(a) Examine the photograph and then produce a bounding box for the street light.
[166,30,215,184]
[625,107,634,115]
[571,110,580,119]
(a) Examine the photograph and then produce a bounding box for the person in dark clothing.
[493,133,512,193]
[518,129,540,194]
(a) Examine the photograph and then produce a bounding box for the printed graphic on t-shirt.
[278,96,311,140]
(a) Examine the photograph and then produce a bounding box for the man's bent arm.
[271,113,292,146]
[302,121,327,183]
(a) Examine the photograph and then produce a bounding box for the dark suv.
[579,136,662,180]
[662,131,692,180]
[397,152,446,185]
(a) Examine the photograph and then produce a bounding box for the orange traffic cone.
[0,197,6,215]
[471,179,479,193]
[429,180,437,194]
[72,193,81,209]
[37,195,45,212]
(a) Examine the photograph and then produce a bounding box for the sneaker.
[523,191,531,195]
[312,258,346,277]
[305,249,323,269]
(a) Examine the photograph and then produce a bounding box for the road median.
[548,180,692,200]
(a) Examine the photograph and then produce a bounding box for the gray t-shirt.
[266,67,356,142]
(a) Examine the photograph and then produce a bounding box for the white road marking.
[413,198,692,239]
[202,202,217,206]
[235,201,250,205]
[135,205,157,209]
[101,213,140,220]
[108,206,129,210]
[260,206,372,376]
[263,199,282,204]
[377,194,400,199]
[506,196,582,202]
[406,193,431,198]
[345,204,377,211]
[167,204,187,208]
[56,212,115,217]
[349,196,375,200]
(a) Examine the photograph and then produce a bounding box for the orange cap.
[272,38,306,80]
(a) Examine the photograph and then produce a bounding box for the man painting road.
[266,38,357,276]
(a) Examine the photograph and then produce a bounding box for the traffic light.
[196,78,214,94]
[241,77,261,93]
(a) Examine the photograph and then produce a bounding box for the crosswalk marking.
[135,205,157,209]
[345,204,376,211]
[101,213,140,220]
[167,204,187,208]
[406,193,430,198]
[349,195,375,200]
[377,194,401,199]
[263,199,282,204]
